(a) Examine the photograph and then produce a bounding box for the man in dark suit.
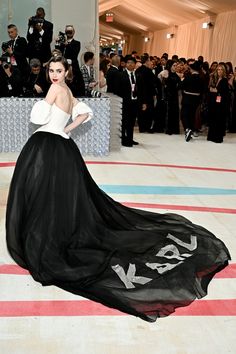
[0,56,23,97]
[117,55,145,147]
[3,24,29,82]
[23,58,49,97]
[27,7,53,64]
[155,56,167,75]
[135,54,157,132]
[55,25,85,96]
[106,54,120,94]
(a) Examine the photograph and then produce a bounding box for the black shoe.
[122,142,133,147]
[185,129,192,142]
[132,140,139,145]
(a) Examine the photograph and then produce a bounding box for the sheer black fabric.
[6,132,231,322]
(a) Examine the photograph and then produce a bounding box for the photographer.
[2,24,29,82]
[55,25,85,96]
[0,56,23,97]
[27,7,53,65]
[23,58,49,97]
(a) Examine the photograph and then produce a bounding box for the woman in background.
[207,64,229,143]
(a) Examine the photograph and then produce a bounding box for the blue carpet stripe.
[99,185,236,195]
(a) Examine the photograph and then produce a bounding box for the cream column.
[51,0,99,77]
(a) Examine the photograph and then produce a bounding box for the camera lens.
[3,63,9,69]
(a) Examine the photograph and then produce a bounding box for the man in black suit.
[117,55,145,147]
[2,24,29,82]
[155,56,167,75]
[135,54,157,132]
[55,25,85,96]
[23,58,49,97]
[27,7,53,64]
[106,54,120,94]
[0,56,23,97]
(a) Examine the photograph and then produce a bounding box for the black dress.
[6,100,231,323]
[207,78,229,143]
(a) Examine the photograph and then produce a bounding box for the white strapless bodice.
[34,103,71,139]
[30,100,93,139]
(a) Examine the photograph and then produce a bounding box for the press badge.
[216,95,221,103]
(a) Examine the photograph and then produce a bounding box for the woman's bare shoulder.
[48,83,62,92]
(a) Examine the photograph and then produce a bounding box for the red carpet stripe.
[1,263,236,278]
[122,202,236,214]
[85,161,236,173]
[0,299,235,317]
[0,162,16,167]
[1,161,236,173]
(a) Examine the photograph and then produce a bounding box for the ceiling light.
[202,22,214,29]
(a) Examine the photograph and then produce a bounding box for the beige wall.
[125,10,236,66]
[51,0,99,66]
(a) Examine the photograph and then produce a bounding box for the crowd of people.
[101,51,236,145]
[0,7,235,145]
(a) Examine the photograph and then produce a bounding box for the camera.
[0,55,10,69]
[91,89,102,98]
[1,41,11,51]
[56,31,67,45]
[2,63,9,69]
[29,16,44,27]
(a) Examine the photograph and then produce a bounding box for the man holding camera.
[0,55,23,97]
[55,25,85,96]
[27,7,53,65]
[2,24,29,82]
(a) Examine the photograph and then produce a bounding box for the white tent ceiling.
[99,0,236,40]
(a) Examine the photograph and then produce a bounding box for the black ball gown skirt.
[6,132,231,322]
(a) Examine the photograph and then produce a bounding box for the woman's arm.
[64,113,89,134]
[64,100,93,134]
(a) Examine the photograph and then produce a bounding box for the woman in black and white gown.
[6,55,230,323]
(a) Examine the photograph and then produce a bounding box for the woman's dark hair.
[225,61,233,75]
[99,59,110,77]
[46,55,73,83]
[166,59,175,71]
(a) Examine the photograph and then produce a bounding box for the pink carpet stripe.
[1,264,235,278]
[122,202,236,214]
[85,161,236,173]
[1,161,236,173]
[0,264,29,275]
[0,299,235,317]
[0,162,16,167]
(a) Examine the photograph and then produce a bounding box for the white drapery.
[99,0,236,65]
[119,10,236,65]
